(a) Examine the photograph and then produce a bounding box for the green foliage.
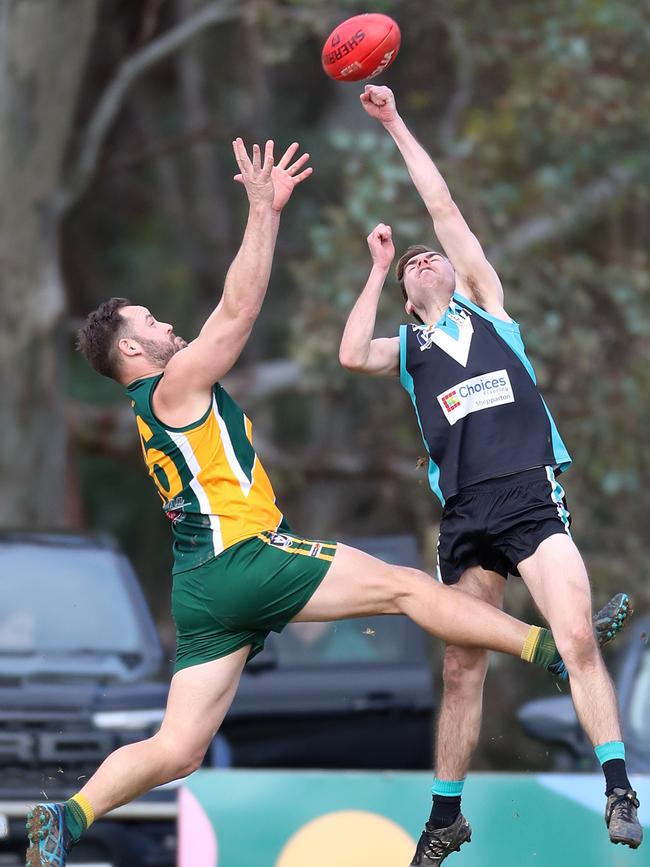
[59,0,649,768]
[283,0,649,591]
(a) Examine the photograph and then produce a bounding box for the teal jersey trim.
[399,324,445,505]
[459,299,573,475]
[544,466,571,532]
[453,291,520,333]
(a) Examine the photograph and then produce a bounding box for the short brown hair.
[76,297,132,381]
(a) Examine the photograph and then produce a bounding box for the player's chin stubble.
[139,335,185,367]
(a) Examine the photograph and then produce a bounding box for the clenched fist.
[367,223,395,270]
[360,85,398,125]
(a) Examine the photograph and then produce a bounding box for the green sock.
[521,626,562,669]
[64,794,93,843]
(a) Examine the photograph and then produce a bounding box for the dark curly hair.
[76,297,132,381]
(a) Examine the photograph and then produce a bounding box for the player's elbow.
[427,193,457,221]
[240,302,263,324]
[339,346,366,371]
[224,299,262,328]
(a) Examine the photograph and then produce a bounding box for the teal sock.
[595,741,625,764]
[430,778,465,829]
[431,778,465,798]
[595,741,630,794]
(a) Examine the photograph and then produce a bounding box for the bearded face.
[117,305,187,370]
[136,334,182,367]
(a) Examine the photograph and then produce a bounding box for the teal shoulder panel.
[453,291,520,332]
[490,317,572,474]
[399,324,445,505]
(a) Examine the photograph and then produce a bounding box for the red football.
[321,13,400,82]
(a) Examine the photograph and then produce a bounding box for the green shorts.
[172,529,337,672]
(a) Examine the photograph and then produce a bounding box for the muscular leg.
[79,545,541,818]
[518,534,621,746]
[79,645,249,818]
[295,543,546,665]
[434,567,506,785]
[517,534,645,849]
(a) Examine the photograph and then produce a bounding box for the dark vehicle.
[0,532,175,867]
[222,534,435,770]
[518,613,650,772]
[0,531,435,865]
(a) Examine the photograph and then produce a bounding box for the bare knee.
[151,732,208,780]
[442,645,489,696]
[391,567,432,608]
[554,619,600,671]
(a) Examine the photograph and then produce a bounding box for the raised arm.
[339,223,399,377]
[155,140,311,422]
[360,85,507,318]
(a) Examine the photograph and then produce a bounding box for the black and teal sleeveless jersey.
[399,292,571,506]
[127,374,284,574]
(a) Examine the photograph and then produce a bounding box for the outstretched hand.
[360,85,398,124]
[367,223,395,270]
[232,138,275,208]
[234,141,312,212]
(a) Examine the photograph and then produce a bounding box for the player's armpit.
[341,336,400,377]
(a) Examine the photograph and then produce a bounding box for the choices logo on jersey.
[441,391,462,413]
[437,369,514,426]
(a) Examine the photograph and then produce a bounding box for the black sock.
[429,795,461,829]
[603,759,631,796]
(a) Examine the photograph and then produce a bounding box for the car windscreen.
[629,645,650,747]
[0,543,143,655]
[273,616,427,667]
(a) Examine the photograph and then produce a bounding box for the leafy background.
[2,0,648,769]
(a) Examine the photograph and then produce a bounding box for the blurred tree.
[0,0,100,527]
[288,0,650,591]
[1,0,647,765]
[0,0,245,527]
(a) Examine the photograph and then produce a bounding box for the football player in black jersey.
[340,84,641,863]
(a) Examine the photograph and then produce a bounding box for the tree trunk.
[0,0,99,527]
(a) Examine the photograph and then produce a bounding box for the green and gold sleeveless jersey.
[127,374,284,573]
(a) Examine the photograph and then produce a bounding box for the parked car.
[222,534,435,770]
[0,530,435,865]
[517,613,650,772]
[0,531,176,867]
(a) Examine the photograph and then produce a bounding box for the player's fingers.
[232,173,244,183]
[231,139,242,167]
[292,166,313,184]
[261,139,274,175]
[251,143,261,171]
[286,152,310,176]
[232,138,252,173]
[277,141,299,170]
[264,139,275,172]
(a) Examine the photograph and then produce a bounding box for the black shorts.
[436,466,571,586]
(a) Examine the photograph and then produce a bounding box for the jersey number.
[135,416,183,501]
